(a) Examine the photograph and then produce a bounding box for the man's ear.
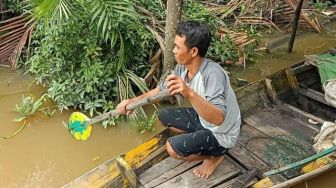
[191,47,199,57]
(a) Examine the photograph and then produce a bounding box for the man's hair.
[176,21,211,57]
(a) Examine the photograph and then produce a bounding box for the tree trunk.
[162,0,182,75]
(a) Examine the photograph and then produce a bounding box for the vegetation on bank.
[1,0,334,130]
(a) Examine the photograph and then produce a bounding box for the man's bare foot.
[192,156,224,178]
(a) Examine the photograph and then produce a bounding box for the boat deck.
[138,103,321,188]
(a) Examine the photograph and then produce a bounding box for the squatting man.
[117,21,241,179]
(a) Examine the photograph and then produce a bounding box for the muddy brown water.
[229,22,336,87]
[0,22,336,187]
[0,69,164,187]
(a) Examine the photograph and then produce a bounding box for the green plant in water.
[134,111,157,134]
[4,94,55,139]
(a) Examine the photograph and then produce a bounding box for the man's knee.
[158,109,169,127]
[166,140,180,159]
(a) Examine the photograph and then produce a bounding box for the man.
[117,21,241,179]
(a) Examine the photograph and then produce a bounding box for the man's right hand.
[116,99,134,115]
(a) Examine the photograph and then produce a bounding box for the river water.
[0,22,335,187]
[0,70,163,187]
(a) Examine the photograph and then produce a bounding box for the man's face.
[173,35,194,65]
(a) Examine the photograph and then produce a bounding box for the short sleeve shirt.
[158,58,241,148]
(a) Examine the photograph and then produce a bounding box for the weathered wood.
[214,177,239,188]
[235,80,268,115]
[231,124,287,183]
[214,176,258,188]
[244,108,316,139]
[298,88,329,106]
[265,78,278,103]
[139,157,184,185]
[238,124,269,157]
[238,90,266,115]
[154,160,240,188]
[272,164,336,188]
[231,168,259,188]
[228,142,287,183]
[116,157,138,188]
[135,145,168,175]
[144,160,200,187]
[63,129,170,188]
[229,143,269,173]
[276,99,324,126]
[291,63,313,75]
[286,68,299,91]
[244,113,289,136]
[299,96,336,121]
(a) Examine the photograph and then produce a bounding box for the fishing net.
[264,130,315,178]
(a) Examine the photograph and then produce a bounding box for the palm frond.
[90,0,137,46]
[33,0,73,21]
[0,14,33,69]
[117,71,148,119]
[125,70,149,94]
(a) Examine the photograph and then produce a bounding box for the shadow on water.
[0,21,335,187]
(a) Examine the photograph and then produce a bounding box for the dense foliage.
[19,0,155,122]
[5,0,261,127]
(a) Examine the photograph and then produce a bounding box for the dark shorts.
[158,107,228,157]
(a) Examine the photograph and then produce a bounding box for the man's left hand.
[166,75,193,98]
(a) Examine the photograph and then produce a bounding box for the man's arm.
[187,91,224,126]
[116,87,161,115]
[166,75,224,126]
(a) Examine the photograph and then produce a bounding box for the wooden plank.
[139,157,184,185]
[63,129,170,188]
[214,177,239,188]
[236,81,268,114]
[265,78,278,103]
[299,97,336,122]
[298,88,329,106]
[291,63,313,75]
[139,145,167,166]
[233,124,287,182]
[237,124,269,153]
[229,124,288,183]
[244,108,316,142]
[154,160,240,188]
[144,160,200,187]
[286,68,299,90]
[136,145,168,175]
[244,114,289,136]
[276,99,324,126]
[229,143,269,174]
[240,109,320,180]
[229,143,287,183]
[214,176,258,188]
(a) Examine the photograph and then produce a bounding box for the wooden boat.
[63,49,336,188]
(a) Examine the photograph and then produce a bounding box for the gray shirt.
[158,58,241,148]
